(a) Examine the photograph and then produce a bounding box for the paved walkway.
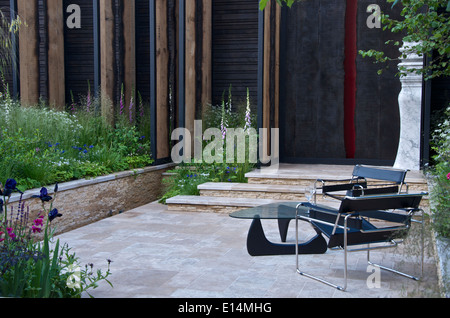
[55,201,440,298]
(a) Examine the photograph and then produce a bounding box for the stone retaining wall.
[6,163,175,236]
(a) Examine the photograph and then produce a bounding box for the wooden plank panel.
[48,0,66,110]
[123,0,136,119]
[100,0,115,124]
[201,0,212,110]
[18,1,39,106]
[185,0,196,135]
[156,0,170,159]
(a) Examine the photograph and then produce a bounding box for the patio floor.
[55,200,440,299]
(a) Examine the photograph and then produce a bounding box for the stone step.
[166,164,430,214]
[165,195,290,214]
[198,181,428,203]
[198,182,308,201]
[246,165,429,192]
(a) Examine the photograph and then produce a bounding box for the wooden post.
[185,0,196,137]
[17,1,39,106]
[100,0,115,125]
[274,4,281,129]
[201,0,212,113]
[156,0,170,159]
[261,3,281,158]
[123,0,136,121]
[47,0,65,110]
[262,4,272,158]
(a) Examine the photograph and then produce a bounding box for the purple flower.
[48,208,62,222]
[3,179,18,196]
[32,225,42,234]
[119,85,124,116]
[6,228,16,240]
[5,179,17,190]
[86,93,91,113]
[32,187,53,202]
[447,173,450,180]
[139,95,144,118]
[129,96,134,123]
[34,215,45,227]
[32,215,45,233]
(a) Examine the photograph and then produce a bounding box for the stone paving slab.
[245,164,427,183]
[54,201,440,298]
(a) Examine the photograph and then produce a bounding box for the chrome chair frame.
[312,165,410,204]
[294,193,425,292]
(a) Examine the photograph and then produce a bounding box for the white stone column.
[394,42,424,171]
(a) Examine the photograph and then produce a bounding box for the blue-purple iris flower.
[2,179,20,197]
[48,208,62,222]
[32,187,53,202]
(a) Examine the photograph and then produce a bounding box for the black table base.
[246,218,328,257]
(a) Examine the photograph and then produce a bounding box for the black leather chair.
[295,192,427,291]
[312,165,409,203]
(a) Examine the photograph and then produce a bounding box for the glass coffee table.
[229,202,328,256]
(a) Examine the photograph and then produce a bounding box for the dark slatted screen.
[280,0,347,161]
[355,0,402,161]
[0,0,14,95]
[38,0,48,102]
[135,0,150,103]
[63,0,95,105]
[280,0,404,164]
[212,0,259,106]
[431,75,450,113]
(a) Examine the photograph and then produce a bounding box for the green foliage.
[160,87,257,203]
[259,0,298,10]
[430,105,450,238]
[359,0,450,80]
[0,182,112,298]
[0,91,154,192]
[0,10,22,79]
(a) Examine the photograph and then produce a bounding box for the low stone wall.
[6,163,175,236]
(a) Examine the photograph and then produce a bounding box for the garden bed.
[6,163,175,236]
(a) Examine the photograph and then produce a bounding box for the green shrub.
[430,105,450,238]
[0,92,154,191]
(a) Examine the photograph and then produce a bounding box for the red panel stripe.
[344,0,358,159]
